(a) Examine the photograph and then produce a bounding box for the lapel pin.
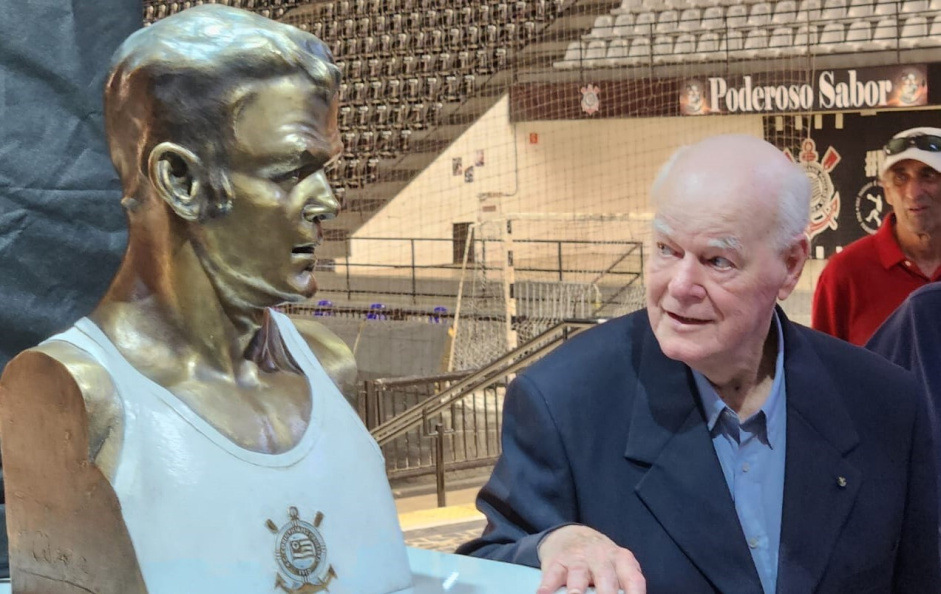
[837,476,847,488]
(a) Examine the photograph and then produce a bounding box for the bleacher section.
[144,0,571,259]
[557,0,941,68]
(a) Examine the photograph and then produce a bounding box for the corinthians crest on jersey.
[783,138,842,242]
[267,506,336,593]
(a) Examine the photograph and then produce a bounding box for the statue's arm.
[2,342,124,481]
[0,343,146,593]
[289,316,359,406]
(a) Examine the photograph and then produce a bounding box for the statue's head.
[105,5,343,307]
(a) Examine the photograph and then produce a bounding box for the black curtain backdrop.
[0,0,142,372]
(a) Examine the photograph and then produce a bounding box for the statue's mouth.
[292,244,316,255]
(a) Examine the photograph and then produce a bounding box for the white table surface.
[407,547,600,594]
[0,550,602,594]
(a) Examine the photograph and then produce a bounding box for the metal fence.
[358,370,504,480]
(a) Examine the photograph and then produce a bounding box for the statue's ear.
[147,142,207,221]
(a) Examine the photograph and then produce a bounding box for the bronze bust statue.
[0,6,412,593]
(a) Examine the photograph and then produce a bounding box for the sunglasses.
[884,134,941,156]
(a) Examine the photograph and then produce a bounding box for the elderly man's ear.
[777,235,810,301]
[148,142,209,221]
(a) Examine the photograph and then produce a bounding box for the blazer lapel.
[776,316,861,593]
[624,323,764,593]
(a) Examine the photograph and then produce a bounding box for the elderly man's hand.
[536,525,645,594]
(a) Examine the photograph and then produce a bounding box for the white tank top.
[47,310,412,594]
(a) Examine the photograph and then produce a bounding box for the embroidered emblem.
[784,139,842,242]
[266,507,336,593]
[580,84,600,116]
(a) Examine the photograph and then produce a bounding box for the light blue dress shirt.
[692,312,787,594]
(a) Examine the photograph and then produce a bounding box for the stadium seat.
[447,27,462,49]
[652,35,674,63]
[466,25,480,47]
[479,3,494,25]
[696,31,721,59]
[475,48,492,73]
[847,0,874,18]
[588,14,615,38]
[701,6,725,30]
[360,130,376,154]
[873,0,899,16]
[677,8,702,31]
[634,11,656,35]
[656,10,679,33]
[494,47,509,69]
[901,0,929,13]
[374,104,390,126]
[626,36,652,65]
[387,78,403,102]
[719,29,744,56]
[772,0,798,24]
[740,28,769,57]
[554,40,584,69]
[872,17,898,48]
[843,19,873,49]
[748,3,773,26]
[420,53,435,74]
[402,55,417,75]
[606,38,630,65]
[585,39,608,67]
[765,26,794,56]
[900,15,928,47]
[814,22,845,52]
[462,74,476,98]
[797,0,823,22]
[726,4,747,28]
[438,51,453,73]
[613,0,642,12]
[821,0,847,20]
[484,24,499,46]
[927,14,941,45]
[444,74,460,99]
[609,16,632,39]
[672,32,696,59]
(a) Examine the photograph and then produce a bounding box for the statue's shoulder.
[287,315,358,405]
[2,339,123,480]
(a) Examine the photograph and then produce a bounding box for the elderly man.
[813,127,941,345]
[457,135,940,593]
[0,7,412,594]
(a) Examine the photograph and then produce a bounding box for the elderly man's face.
[645,174,799,376]
[882,159,941,239]
[193,74,342,309]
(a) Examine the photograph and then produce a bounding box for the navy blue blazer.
[457,309,940,593]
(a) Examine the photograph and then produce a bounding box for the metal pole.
[345,258,352,301]
[410,238,417,305]
[434,423,446,507]
[557,241,563,282]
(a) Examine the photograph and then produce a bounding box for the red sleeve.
[812,260,849,342]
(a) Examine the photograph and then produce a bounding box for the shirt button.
[905,261,912,266]
[742,463,750,473]
[748,537,759,549]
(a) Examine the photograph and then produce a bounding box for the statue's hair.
[105,5,340,206]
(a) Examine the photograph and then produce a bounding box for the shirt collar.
[694,310,787,449]
[875,213,907,269]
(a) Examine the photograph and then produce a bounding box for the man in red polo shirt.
[813,127,941,345]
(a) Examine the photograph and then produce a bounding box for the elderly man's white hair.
[650,135,810,253]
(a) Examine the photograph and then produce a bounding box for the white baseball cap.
[880,126,941,177]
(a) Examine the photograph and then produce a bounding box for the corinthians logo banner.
[681,65,927,116]
[767,109,941,258]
